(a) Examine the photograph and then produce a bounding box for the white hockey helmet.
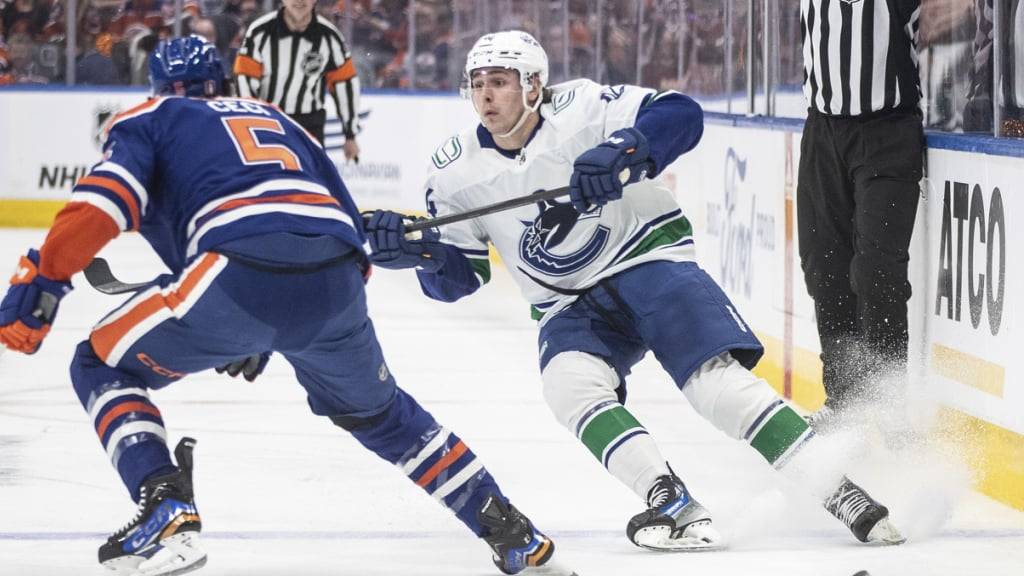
[462,30,549,97]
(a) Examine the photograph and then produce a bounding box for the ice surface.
[0,230,1021,576]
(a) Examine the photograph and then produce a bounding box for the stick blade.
[82,258,151,295]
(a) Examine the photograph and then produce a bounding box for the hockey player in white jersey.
[364,30,905,551]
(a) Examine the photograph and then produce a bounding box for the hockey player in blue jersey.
[364,30,906,552]
[0,36,575,576]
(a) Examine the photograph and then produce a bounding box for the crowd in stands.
[0,0,1018,135]
[0,0,262,86]
[0,0,800,93]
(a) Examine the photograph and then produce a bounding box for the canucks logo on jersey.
[518,199,610,276]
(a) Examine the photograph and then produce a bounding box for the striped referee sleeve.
[323,22,361,138]
[234,12,275,99]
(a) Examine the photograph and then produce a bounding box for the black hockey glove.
[216,352,271,382]
[364,210,447,272]
[569,127,654,213]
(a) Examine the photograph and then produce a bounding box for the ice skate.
[824,476,905,545]
[478,495,579,576]
[99,438,206,576]
[626,471,724,552]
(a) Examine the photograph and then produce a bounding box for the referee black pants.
[797,108,923,410]
[290,109,327,145]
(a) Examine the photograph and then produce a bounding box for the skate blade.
[103,532,207,576]
[522,556,580,576]
[865,518,906,546]
[102,554,206,576]
[632,525,727,553]
[102,555,145,576]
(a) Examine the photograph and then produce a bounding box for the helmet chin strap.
[497,88,542,139]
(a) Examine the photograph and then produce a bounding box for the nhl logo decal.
[302,51,325,75]
[94,104,122,148]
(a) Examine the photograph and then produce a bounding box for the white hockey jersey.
[423,79,697,323]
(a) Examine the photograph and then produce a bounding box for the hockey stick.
[404,166,633,233]
[403,185,570,234]
[83,258,155,295]
[82,174,623,295]
[83,187,570,295]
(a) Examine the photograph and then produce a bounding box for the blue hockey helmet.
[149,35,224,97]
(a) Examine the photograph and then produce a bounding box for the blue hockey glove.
[364,210,447,272]
[569,127,654,213]
[0,249,73,354]
[216,352,271,382]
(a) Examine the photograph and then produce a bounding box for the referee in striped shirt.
[798,0,924,420]
[234,0,361,161]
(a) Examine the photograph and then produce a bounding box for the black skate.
[626,470,724,552]
[99,438,206,576]
[478,495,577,576]
[824,476,905,545]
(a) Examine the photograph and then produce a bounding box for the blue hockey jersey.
[70,96,366,274]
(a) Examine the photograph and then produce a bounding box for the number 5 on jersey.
[223,117,302,171]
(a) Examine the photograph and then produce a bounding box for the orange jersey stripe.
[325,59,357,87]
[233,54,263,78]
[212,193,340,214]
[40,202,120,281]
[164,253,221,310]
[77,175,141,230]
[95,401,162,440]
[90,253,222,363]
[415,441,468,488]
[90,293,166,363]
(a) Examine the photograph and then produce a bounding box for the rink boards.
[0,87,1021,511]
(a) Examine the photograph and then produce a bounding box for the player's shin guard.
[340,389,575,574]
[99,438,205,576]
[682,353,814,467]
[71,341,176,501]
[543,352,670,500]
[339,387,506,536]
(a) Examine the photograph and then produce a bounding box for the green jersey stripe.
[620,216,693,263]
[749,405,811,464]
[579,405,644,462]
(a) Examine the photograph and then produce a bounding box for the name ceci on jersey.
[206,99,273,116]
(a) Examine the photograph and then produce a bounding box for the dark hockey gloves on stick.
[569,127,654,213]
[363,211,448,272]
[0,249,73,354]
[82,128,655,296]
